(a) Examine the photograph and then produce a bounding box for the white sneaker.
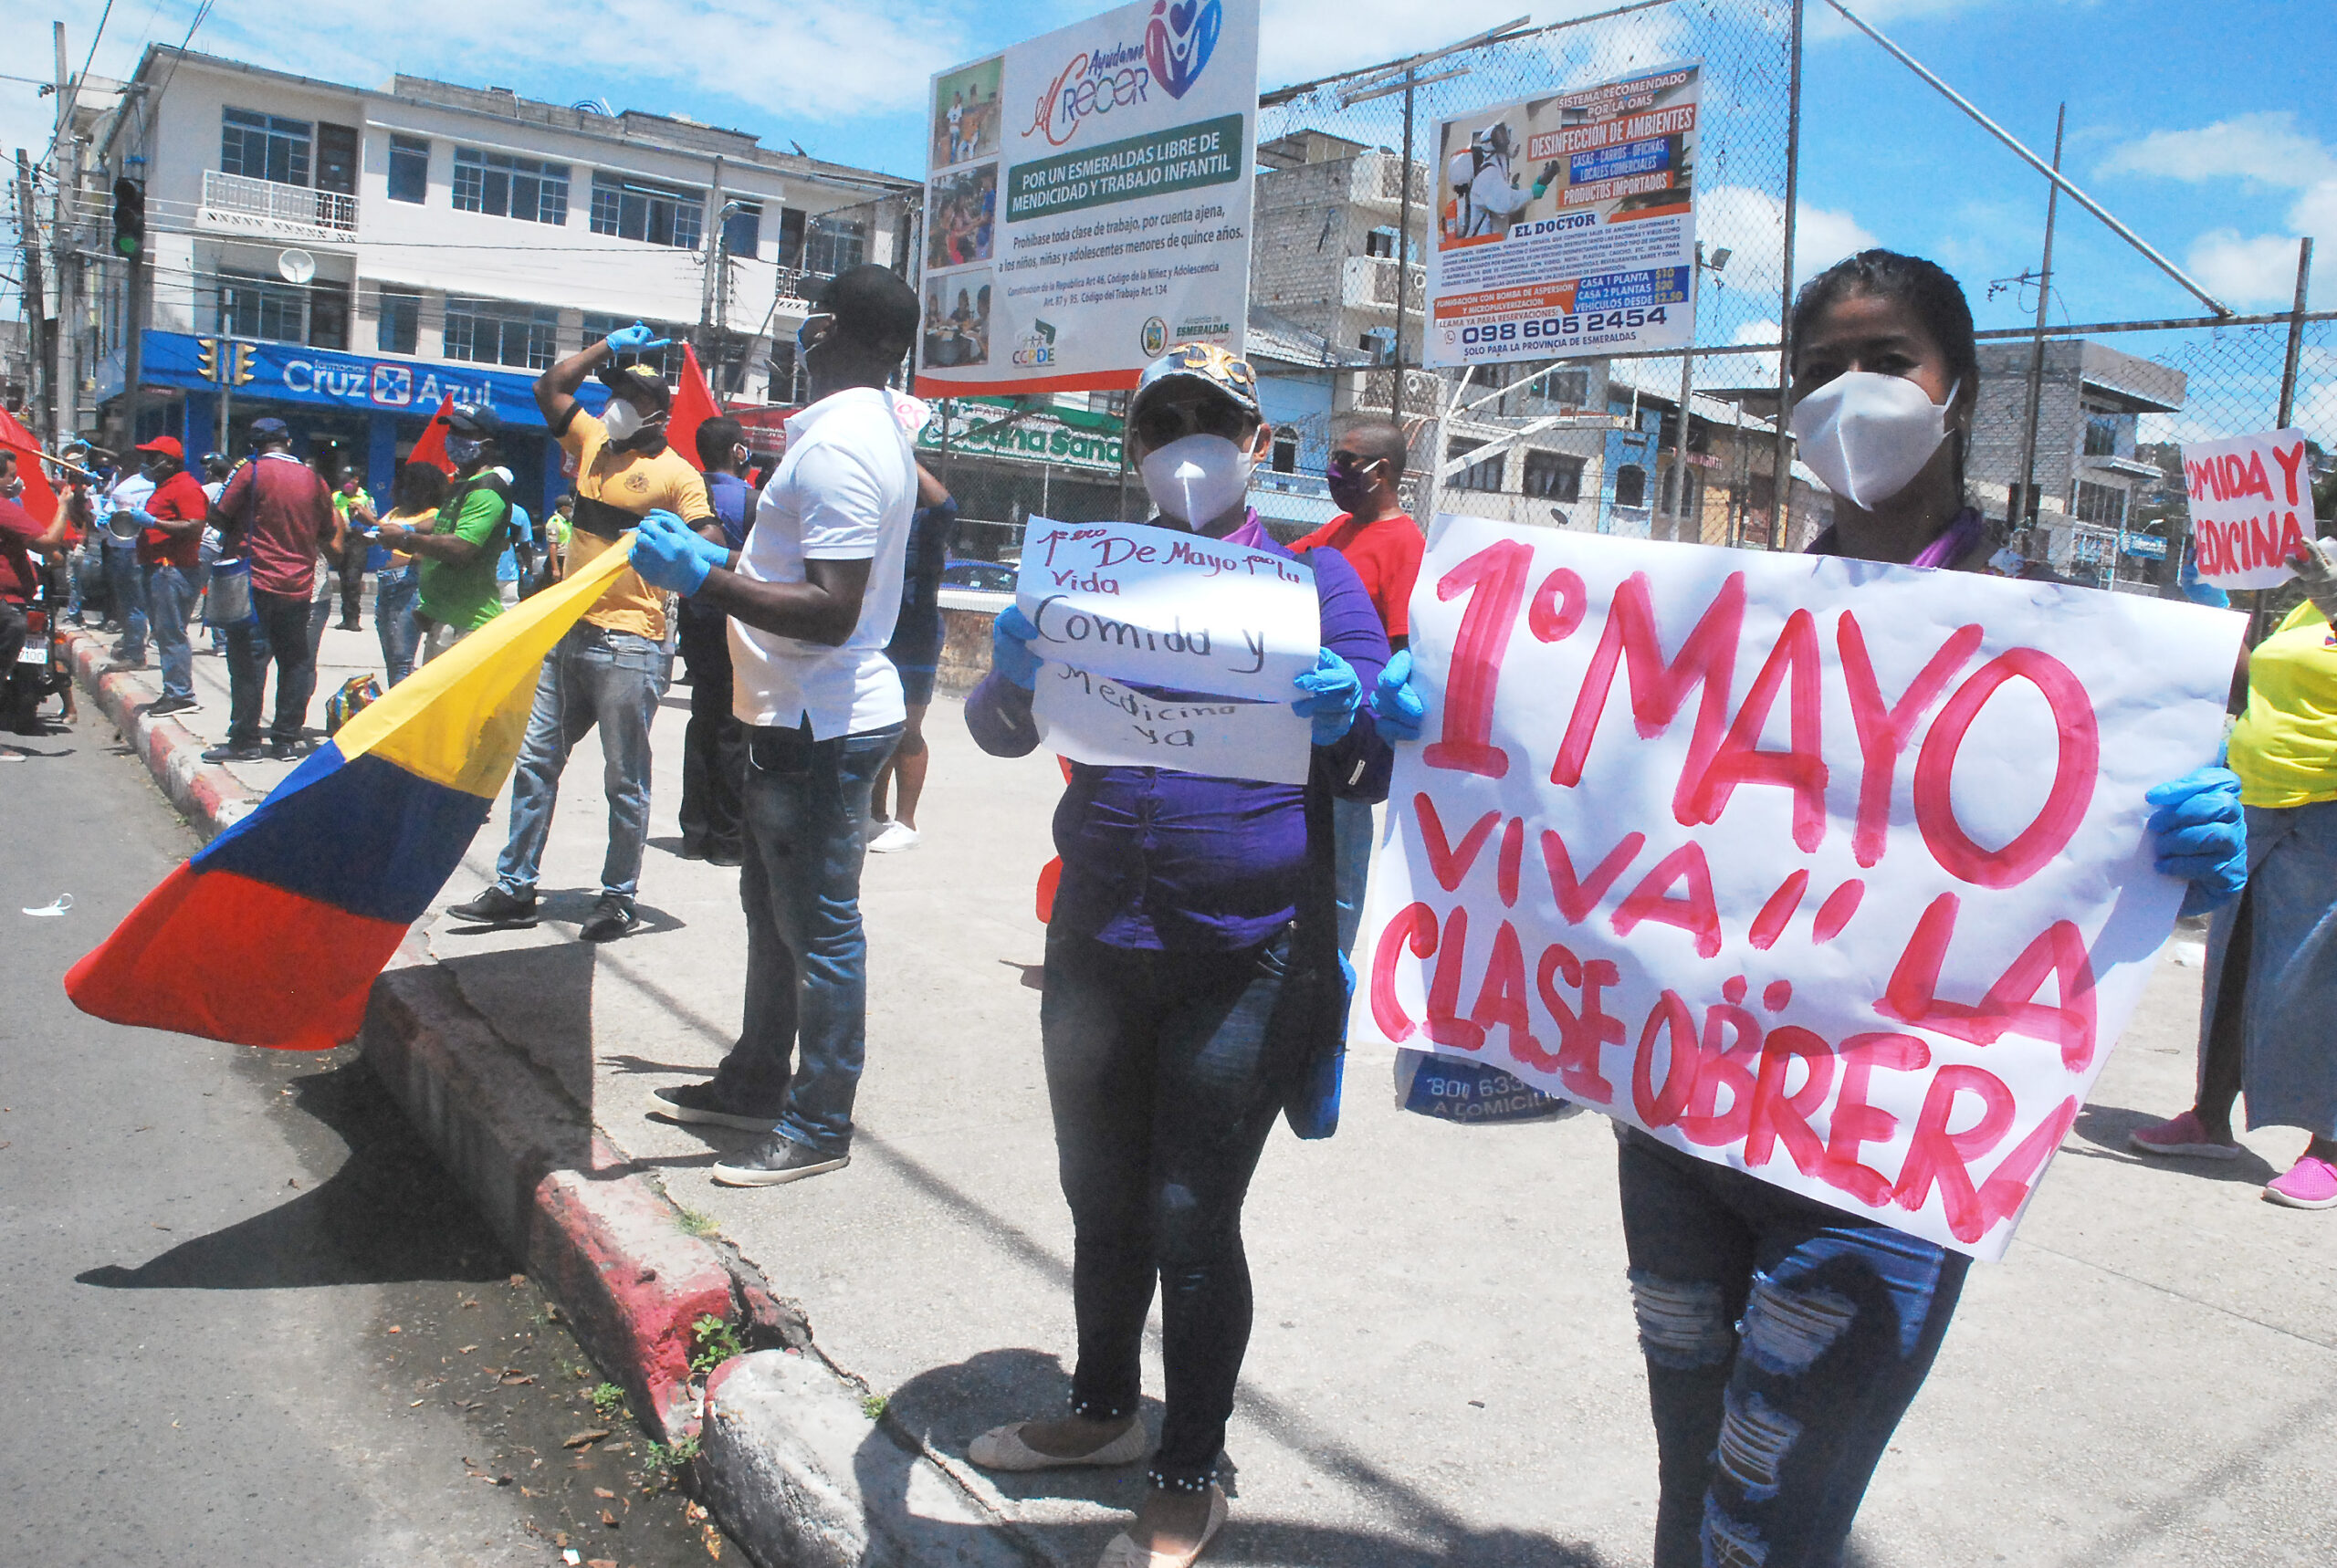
[867,821,922,854]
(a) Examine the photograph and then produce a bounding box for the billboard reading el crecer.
[917,0,1259,398]
[1427,62,1702,367]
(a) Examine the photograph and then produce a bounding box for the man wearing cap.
[445,328,713,943]
[955,343,1391,1564]
[204,417,342,763]
[624,265,924,1185]
[372,402,511,663]
[127,436,213,718]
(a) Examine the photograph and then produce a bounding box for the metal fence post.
[1393,72,1417,428]
[2277,237,2314,428]
[1769,0,1805,549]
[2014,104,2066,549]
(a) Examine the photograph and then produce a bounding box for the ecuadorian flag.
[66,539,638,1051]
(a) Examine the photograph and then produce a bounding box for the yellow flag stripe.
[331,538,639,797]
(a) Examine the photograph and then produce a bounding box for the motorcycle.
[5,563,75,735]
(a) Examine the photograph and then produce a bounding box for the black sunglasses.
[1133,395,1253,450]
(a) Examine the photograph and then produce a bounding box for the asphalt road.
[0,722,730,1567]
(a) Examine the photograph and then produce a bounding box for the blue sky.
[5,0,2329,334]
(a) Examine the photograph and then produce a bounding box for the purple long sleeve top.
[967,520,1392,952]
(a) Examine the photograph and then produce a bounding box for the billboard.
[916,0,1259,398]
[1426,62,1701,367]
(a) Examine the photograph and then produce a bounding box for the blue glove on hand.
[2177,549,2230,610]
[1370,648,1427,742]
[2146,766,2246,917]
[992,604,1042,690]
[1292,647,1364,746]
[604,321,674,356]
[632,508,723,595]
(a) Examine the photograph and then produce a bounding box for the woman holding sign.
[962,344,1391,1567]
[1373,251,2248,1568]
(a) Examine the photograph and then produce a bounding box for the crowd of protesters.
[11,246,2332,1568]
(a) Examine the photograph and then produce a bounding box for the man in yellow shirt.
[447,323,714,941]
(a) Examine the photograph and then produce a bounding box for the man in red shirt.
[1289,416,1424,949]
[204,418,343,761]
[130,436,212,717]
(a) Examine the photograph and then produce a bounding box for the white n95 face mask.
[1140,434,1256,526]
[602,397,645,441]
[1788,371,1957,511]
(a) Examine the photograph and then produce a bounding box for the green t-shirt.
[416,469,512,632]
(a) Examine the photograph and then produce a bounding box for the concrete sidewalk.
[72,605,2337,1565]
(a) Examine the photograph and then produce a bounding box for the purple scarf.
[1807,506,1983,570]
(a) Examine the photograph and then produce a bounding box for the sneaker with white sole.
[651,1082,781,1133]
[711,1133,850,1187]
[2265,1154,2337,1210]
[867,821,922,854]
[2130,1109,2242,1160]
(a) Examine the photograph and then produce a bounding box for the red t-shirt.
[139,470,212,571]
[216,453,334,599]
[0,497,47,602]
[1290,509,1426,638]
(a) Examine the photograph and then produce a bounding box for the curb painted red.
[61,629,261,838]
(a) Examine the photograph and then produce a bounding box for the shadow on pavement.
[2068,1103,2279,1185]
[77,1061,509,1291]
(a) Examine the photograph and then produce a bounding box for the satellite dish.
[278,248,316,285]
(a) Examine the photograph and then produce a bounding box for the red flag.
[667,344,722,473]
[407,393,456,475]
[0,408,61,526]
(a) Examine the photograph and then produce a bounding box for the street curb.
[77,632,1047,1568]
[61,629,260,839]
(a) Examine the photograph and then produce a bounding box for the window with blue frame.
[454,147,571,225]
[588,173,701,248]
[221,108,311,186]
[388,135,430,204]
[445,298,558,370]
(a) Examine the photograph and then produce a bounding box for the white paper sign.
[2183,427,2315,590]
[1015,516,1319,700]
[1425,62,1700,367]
[916,0,1259,397]
[1032,663,1310,784]
[1357,515,2244,1260]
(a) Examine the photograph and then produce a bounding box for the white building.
[86,46,917,508]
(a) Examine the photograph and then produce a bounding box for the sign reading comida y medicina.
[916,0,1259,398]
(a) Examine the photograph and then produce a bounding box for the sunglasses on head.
[796,312,835,353]
[1133,394,1252,451]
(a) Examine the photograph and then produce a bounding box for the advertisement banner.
[2182,427,2314,590]
[1425,63,1701,368]
[1358,516,2243,1260]
[917,0,1259,398]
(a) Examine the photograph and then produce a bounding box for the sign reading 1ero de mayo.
[1427,62,1702,367]
[916,0,1260,399]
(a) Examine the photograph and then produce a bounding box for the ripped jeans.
[1617,1127,1969,1568]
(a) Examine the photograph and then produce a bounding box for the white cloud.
[2187,227,2316,308]
[1700,183,1880,304]
[2098,111,2337,190]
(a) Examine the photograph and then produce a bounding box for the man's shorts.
[897,662,937,708]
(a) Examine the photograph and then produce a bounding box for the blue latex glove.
[1370,648,1427,742]
[992,604,1042,690]
[2177,549,2229,609]
[1292,647,1363,745]
[632,508,725,594]
[2146,766,2246,917]
[603,320,674,356]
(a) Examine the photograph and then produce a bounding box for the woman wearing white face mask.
[1368,250,2248,1568]
[961,344,1393,1568]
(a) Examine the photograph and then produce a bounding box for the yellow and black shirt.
[551,405,716,642]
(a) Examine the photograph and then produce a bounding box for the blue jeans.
[224,589,317,748]
[2198,800,2337,1137]
[1038,924,1300,1490]
[374,565,421,685]
[141,562,197,702]
[1331,793,1376,954]
[104,542,147,656]
[493,622,671,903]
[307,585,332,664]
[1617,1127,1968,1568]
[707,721,902,1155]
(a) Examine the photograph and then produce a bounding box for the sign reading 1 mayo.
[1426,62,1702,368]
[917,0,1259,398]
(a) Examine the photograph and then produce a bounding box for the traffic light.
[111,178,145,259]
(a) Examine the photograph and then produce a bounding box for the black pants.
[678,619,744,855]
[338,548,365,626]
[1039,923,1297,1490]
[225,589,317,747]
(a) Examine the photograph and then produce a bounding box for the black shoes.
[266,737,309,761]
[710,1133,850,1187]
[448,885,539,926]
[651,1082,781,1133]
[579,895,642,943]
[705,842,744,868]
[202,741,263,763]
[148,695,199,717]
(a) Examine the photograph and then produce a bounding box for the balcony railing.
[198,170,357,243]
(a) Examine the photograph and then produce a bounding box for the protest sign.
[1357,515,2243,1260]
[1016,517,1319,699]
[1425,63,1700,368]
[917,0,1259,399]
[2183,427,2314,590]
[1032,664,1310,783]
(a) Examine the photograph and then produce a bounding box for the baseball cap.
[135,435,184,459]
[592,361,672,409]
[249,416,291,440]
[445,402,502,437]
[1130,343,1262,422]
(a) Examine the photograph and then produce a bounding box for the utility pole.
[1393,73,1415,428]
[14,151,52,443]
[50,20,79,448]
[1672,242,1703,543]
[2013,104,2066,553]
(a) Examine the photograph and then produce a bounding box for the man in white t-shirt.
[630,263,924,1187]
